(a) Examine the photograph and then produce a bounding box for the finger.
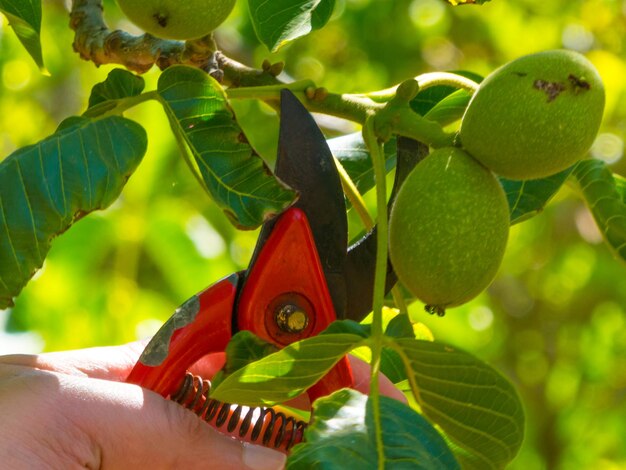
[0,343,227,383]
[60,374,286,470]
[0,341,147,381]
[347,355,407,403]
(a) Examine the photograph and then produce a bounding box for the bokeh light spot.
[468,306,494,332]
[2,59,32,91]
[590,133,624,164]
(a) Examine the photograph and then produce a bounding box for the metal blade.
[344,137,428,320]
[247,89,348,317]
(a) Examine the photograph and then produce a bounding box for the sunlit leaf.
[0,116,147,308]
[87,69,145,110]
[223,330,278,373]
[394,339,525,470]
[212,331,278,388]
[614,173,626,204]
[0,0,45,72]
[157,65,296,229]
[571,159,626,262]
[210,333,364,405]
[248,0,335,52]
[288,389,460,469]
[501,166,574,225]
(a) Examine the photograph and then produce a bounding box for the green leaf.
[0,0,45,71]
[157,65,296,229]
[385,312,414,339]
[328,132,397,195]
[377,314,415,385]
[501,166,574,225]
[424,89,472,126]
[287,389,460,469]
[614,173,626,204]
[380,348,408,384]
[342,311,413,384]
[210,333,365,406]
[87,69,145,109]
[394,339,525,470]
[571,159,626,262]
[0,116,148,308]
[411,71,482,119]
[248,0,335,52]
[322,319,371,338]
[223,330,278,373]
[212,331,278,388]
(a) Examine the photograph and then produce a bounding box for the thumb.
[63,375,286,470]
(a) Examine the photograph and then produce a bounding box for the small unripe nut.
[459,50,605,180]
[116,0,236,40]
[389,147,510,313]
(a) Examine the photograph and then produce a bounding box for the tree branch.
[68,1,452,145]
[69,0,220,74]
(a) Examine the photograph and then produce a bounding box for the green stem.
[82,90,159,119]
[334,158,375,229]
[389,108,456,148]
[222,56,454,145]
[227,85,382,124]
[391,289,408,316]
[363,115,388,470]
[225,80,315,100]
[110,90,160,114]
[334,157,408,315]
[363,72,480,103]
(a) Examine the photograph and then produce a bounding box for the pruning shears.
[125,90,421,451]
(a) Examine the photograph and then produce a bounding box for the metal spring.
[171,372,307,451]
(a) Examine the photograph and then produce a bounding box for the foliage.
[1,1,626,469]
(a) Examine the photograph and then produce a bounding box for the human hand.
[0,343,404,469]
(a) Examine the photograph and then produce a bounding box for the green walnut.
[116,0,236,40]
[389,147,509,315]
[459,50,605,180]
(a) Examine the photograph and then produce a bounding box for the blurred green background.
[2,0,626,468]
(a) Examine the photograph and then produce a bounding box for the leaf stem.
[220,55,452,145]
[362,72,480,103]
[363,115,388,470]
[333,148,409,314]
[333,158,375,229]
[225,80,316,100]
[94,91,159,118]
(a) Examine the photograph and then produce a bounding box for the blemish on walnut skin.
[153,13,168,27]
[533,79,566,102]
[568,74,591,93]
[512,71,528,77]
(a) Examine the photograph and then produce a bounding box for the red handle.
[237,208,356,400]
[126,274,239,397]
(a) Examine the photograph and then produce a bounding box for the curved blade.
[248,90,348,317]
[344,137,429,320]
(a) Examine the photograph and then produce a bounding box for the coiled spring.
[171,372,307,451]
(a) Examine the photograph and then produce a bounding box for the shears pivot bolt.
[275,304,309,333]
